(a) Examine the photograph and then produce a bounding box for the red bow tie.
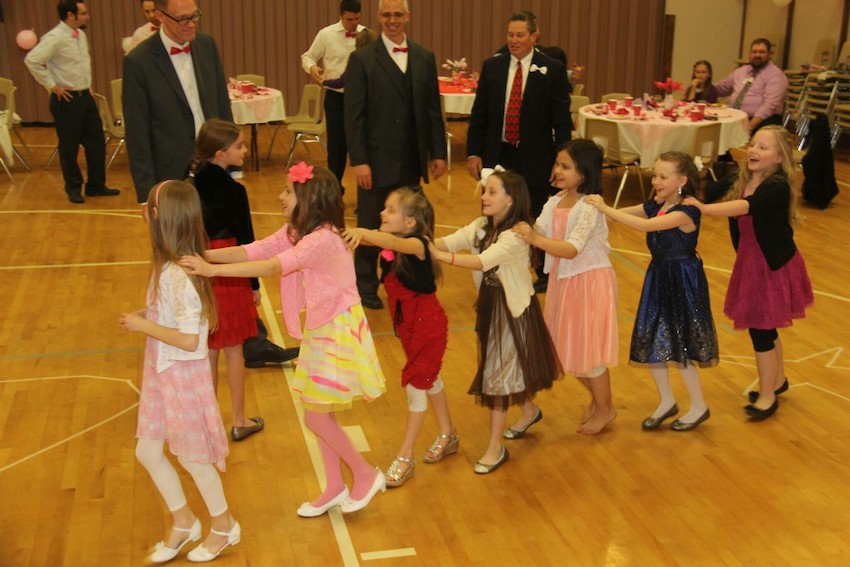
[151,25,159,32]
[72,30,79,38]
[345,31,357,38]
[392,46,408,53]
[170,45,191,55]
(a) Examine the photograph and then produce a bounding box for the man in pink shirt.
[714,38,788,135]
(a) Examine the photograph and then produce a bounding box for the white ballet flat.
[148,518,201,563]
[186,522,241,563]
[340,468,386,513]
[297,487,350,518]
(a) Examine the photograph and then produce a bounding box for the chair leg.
[45,146,58,169]
[285,133,301,169]
[446,132,452,172]
[708,165,717,182]
[12,147,31,171]
[266,125,281,160]
[1,157,13,182]
[107,140,125,170]
[613,168,629,209]
[12,127,33,160]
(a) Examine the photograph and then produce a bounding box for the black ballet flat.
[670,408,711,431]
[747,378,789,403]
[745,399,779,421]
[641,404,678,430]
[503,408,543,439]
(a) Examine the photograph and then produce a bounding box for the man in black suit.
[344,0,447,309]
[123,0,296,367]
[467,11,572,290]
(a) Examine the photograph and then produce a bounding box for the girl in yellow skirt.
[181,163,387,516]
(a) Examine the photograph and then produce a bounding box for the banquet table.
[578,104,750,168]
[439,80,476,115]
[229,87,286,171]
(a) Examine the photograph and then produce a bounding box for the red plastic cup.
[624,96,633,108]
[607,99,618,111]
[696,103,706,113]
[633,103,642,117]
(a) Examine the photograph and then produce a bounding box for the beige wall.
[787,0,843,68]
[667,0,744,89]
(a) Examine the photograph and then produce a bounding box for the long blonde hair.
[726,125,799,226]
[148,180,218,330]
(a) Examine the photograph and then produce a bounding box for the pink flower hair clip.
[288,162,314,184]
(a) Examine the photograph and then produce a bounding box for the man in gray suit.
[123,0,297,367]
[123,0,230,209]
[344,0,447,309]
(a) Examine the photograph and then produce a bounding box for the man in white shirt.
[128,0,159,52]
[301,0,364,192]
[25,1,119,204]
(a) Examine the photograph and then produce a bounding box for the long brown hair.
[287,166,345,243]
[475,170,533,252]
[148,180,218,330]
[657,151,701,198]
[726,125,799,226]
[389,187,442,283]
[190,118,241,174]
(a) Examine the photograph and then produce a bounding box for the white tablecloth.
[441,92,475,115]
[229,88,286,125]
[578,105,750,167]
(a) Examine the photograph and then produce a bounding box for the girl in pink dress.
[686,126,813,421]
[181,163,387,517]
[120,180,240,564]
[513,140,618,435]
[343,188,458,488]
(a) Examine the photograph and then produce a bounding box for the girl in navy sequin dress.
[588,152,718,431]
[343,188,458,488]
[686,126,813,421]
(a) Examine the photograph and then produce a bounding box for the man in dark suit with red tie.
[467,11,572,291]
[344,0,447,309]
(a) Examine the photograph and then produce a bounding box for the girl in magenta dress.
[181,164,387,517]
[343,187,458,488]
[513,140,618,435]
[120,180,240,563]
[687,126,813,421]
[191,118,263,442]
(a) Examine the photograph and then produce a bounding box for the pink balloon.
[16,29,38,51]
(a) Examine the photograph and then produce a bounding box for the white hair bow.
[477,164,506,195]
[693,155,704,172]
[530,64,548,75]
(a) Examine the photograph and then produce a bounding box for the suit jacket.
[123,32,232,203]
[467,51,572,191]
[344,38,446,188]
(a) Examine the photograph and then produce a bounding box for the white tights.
[135,439,228,517]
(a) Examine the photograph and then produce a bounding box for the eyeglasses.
[158,8,202,26]
[380,12,406,19]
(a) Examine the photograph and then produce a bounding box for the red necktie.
[345,31,357,38]
[393,47,408,53]
[72,30,79,38]
[505,61,523,146]
[170,45,191,55]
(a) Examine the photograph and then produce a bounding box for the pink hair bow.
[288,161,314,184]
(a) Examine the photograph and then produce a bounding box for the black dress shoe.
[533,276,549,294]
[68,194,85,204]
[85,187,121,197]
[231,417,264,441]
[745,399,779,421]
[748,378,789,403]
[244,342,299,368]
[641,404,678,430]
[670,408,711,431]
[360,295,383,309]
[473,446,509,474]
[503,408,543,439]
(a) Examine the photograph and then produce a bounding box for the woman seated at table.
[684,60,717,103]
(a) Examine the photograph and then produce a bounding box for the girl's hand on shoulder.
[584,194,607,210]
[341,227,367,249]
[428,241,448,263]
[119,312,146,333]
[179,254,213,276]
[512,222,536,244]
[682,196,704,211]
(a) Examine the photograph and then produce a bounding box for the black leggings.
[748,328,778,352]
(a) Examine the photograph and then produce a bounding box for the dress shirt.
[502,51,534,142]
[129,22,159,51]
[159,28,205,134]
[24,21,92,91]
[301,21,365,93]
[713,61,788,120]
[382,33,409,73]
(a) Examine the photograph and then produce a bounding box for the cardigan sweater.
[535,193,612,279]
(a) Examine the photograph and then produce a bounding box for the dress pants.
[324,90,347,190]
[49,91,106,196]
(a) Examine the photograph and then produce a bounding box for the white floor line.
[0,375,140,473]
[257,285,363,567]
[361,548,417,561]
